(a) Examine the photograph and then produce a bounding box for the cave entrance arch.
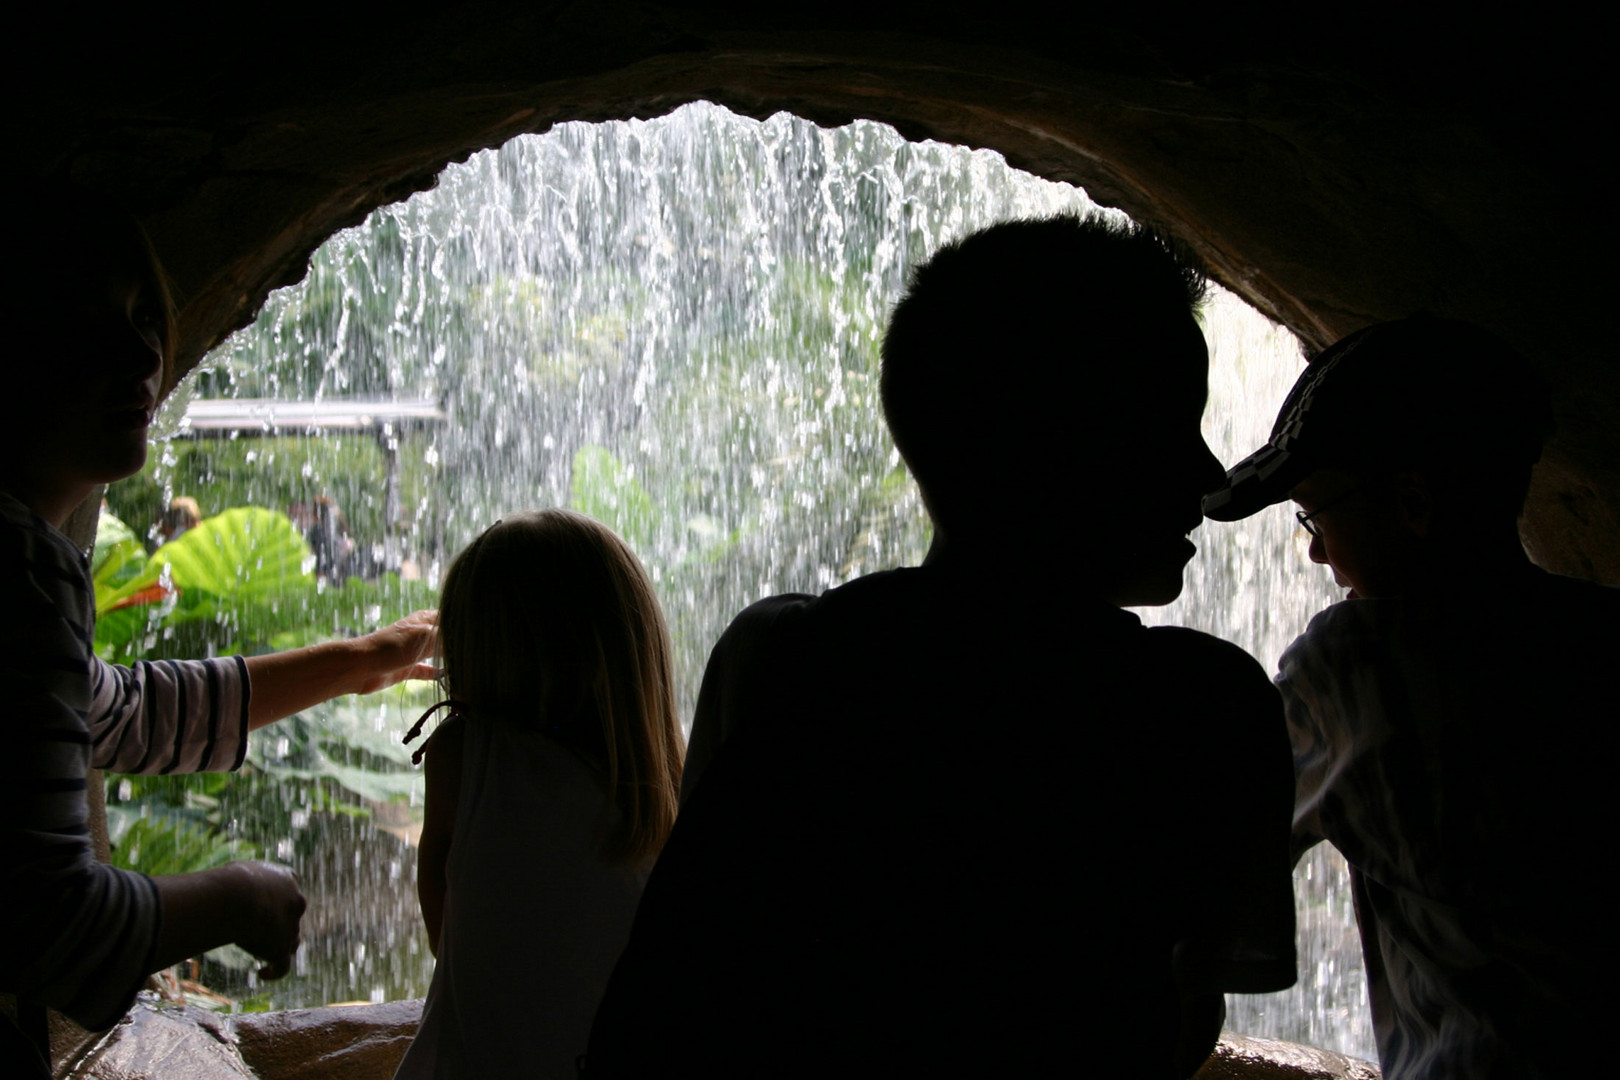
[30,12,1615,578]
[96,101,1372,1058]
[28,18,1617,1073]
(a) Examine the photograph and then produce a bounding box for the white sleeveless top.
[394,716,652,1079]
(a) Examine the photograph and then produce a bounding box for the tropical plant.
[91,511,149,611]
[95,506,313,660]
[107,799,256,876]
[94,504,438,891]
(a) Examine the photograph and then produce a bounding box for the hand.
[245,610,441,730]
[351,609,440,695]
[227,861,307,980]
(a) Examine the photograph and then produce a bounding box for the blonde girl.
[395,509,684,1080]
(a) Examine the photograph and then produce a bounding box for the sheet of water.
[155,101,1372,1059]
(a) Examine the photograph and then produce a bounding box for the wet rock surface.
[1197,1033,1381,1080]
[61,999,254,1080]
[64,997,1378,1079]
[63,997,422,1080]
[233,1001,422,1080]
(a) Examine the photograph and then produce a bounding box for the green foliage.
[260,574,439,652]
[112,769,233,806]
[95,508,315,663]
[249,690,433,802]
[92,510,139,567]
[108,812,256,876]
[106,771,257,876]
[103,433,445,568]
[147,507,313,602]
[571,444,657,552]
[96,501,437,874]
[91,511,149,611]
[93,507,435,665]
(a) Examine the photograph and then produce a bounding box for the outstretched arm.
[245,610,438,731]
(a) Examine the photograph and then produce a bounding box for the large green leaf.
[151,507,314,600]
[309,696,431,769]
[96,508,315,660]
[92,509,139,567]
[99,507,313,612]
[92,511,149,611]
[92,540,149,611]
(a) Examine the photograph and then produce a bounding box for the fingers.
[239,861,306,982]
[350,611,440,695]
[388,610,439,663]
[396,609,439,640]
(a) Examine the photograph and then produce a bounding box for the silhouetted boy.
[1203,315,1619,1079]
[587,215,1298,1077]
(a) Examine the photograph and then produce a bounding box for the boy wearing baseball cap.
[1204,315,1619,1079]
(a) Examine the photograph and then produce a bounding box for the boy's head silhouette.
[1202,314,1552,598]
[880,214,1222,605]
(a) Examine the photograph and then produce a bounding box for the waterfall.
[1141,284,1372,1057]
[128,101,1371,1059]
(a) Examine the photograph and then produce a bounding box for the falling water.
[1140,286,1373,1057]
[116,102,1371,1058]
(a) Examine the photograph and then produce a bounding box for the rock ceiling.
[11,5,1615,579]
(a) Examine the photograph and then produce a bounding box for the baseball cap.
[1201,315,1550,522]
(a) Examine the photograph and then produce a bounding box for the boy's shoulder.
[1142,622,1275,695]
[1144,622,1267,666]
[1287,567,1620,661]
[723,567,944,639]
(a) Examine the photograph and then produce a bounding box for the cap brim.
[1202,440,1316,522]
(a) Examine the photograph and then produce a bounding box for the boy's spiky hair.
[879,214,1208,528]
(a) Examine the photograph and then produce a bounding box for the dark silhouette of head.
[4,177,176,524]
[879,214,1222,603]
[1205,314,1554,529]
[1203,314,1553,597]
[437,508,684,862]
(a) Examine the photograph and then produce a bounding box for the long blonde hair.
[436,509,684,862]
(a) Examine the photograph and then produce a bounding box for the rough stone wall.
[9,4,1616,580]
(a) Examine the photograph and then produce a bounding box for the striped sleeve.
[1,495,163,1030]
[88,654,251,775]
[1277,599,1398,869]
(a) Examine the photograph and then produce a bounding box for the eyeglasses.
[1295,486,1362,538]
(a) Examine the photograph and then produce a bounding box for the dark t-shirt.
[589,565,1295,1076]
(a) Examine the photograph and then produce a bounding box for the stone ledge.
[1196,1032,1381,1080]
[234,1001,423,1080]
[63,996,1379,1079]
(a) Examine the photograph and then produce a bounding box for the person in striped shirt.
[0,192,436,1074]
[1203,315,1619,1078]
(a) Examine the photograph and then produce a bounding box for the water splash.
[132,101,1371,1058]
[1139,285,1372,1058]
